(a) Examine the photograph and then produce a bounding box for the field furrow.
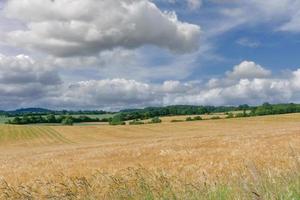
[0,125,72,146]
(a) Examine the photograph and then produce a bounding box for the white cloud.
[0,54,61,85]
[0,57,300,110]
[1,0,300,110]
[40,61,300,109]
[44,44,208,82]
[0,54,61,109]
[291,69,300,89]
[163,78,294,107]
[4,0,201,57]
[236,38,260,48]
[226,61,271,80]
[187,0,202,10]
[202,0,300,37]
[279,12,300,32]
[57,79,156,109]
[157,0,202,10]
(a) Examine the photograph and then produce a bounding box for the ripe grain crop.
[0,114,299,199]
[0,125,71,146]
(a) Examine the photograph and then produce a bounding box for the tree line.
[7,114,109,125]
[116,105,237,121]
[250,103,300,116]
[5,103,300,125]
[111,103,300,124]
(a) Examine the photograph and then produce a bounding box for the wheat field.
[0,114,300,199]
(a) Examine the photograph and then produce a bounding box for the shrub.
[129,120,145,125]
[61,117,74,126]
[149,117,162,124]
[193,116,202,121]
[109,120,126,126]
[226,113,234,118]
[186,117,193,121]
[235,112,250,118]
[171,119,184,123]
[186,116,202,122]
[109,115,126,126]
[210,116,221,120]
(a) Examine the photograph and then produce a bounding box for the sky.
[0,0,300,110]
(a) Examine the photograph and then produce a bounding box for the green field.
[0,116,12,124]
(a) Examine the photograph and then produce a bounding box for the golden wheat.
[0,114,299,199]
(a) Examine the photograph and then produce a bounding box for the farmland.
[0,114,299,199]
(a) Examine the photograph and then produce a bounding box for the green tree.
[46,114,57,123]
[226,113,234,118]
[12,117,21,124]
[109,115,126,125]
[186,117,193,121]
[61,117,74,126]
[193,116,202,120]
[150,117,162,124]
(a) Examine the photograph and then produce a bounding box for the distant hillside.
[3,108,113,117]
[12,108,53,114]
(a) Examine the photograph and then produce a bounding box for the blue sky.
[0,0,300,110]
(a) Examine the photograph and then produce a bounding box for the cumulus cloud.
[291,69,300,89]
[0,54,61,109]
[55,79,157,109]
[172,78,293,106]
[0,54,61,85]
[2,0,300,110]
[44,47,199,82]
[226,61,271,80]
[166,61,299,106]
[4,0,201,57]
[32,61,300,110]
[0,54,300,110]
